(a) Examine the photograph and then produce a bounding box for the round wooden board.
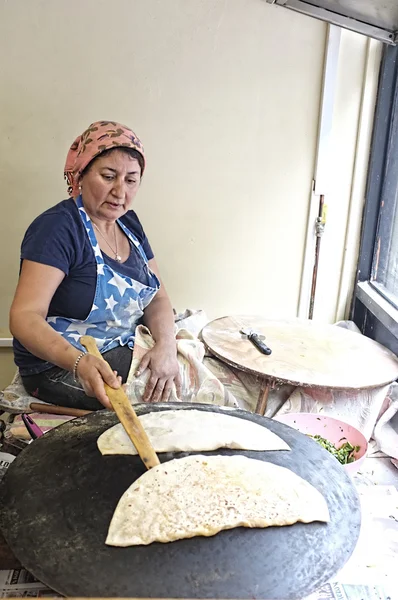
[201,315,398,389]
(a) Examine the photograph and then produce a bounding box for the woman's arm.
[139,259,181,402]
[10,260,120,407]
[142,260,176,346]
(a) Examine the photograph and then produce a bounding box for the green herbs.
[310,435,360,465]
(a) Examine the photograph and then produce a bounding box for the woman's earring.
[79,185,82,192]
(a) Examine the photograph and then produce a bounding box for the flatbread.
[97,409,290,455]
[106,454,330,547]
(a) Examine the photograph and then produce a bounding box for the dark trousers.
[21,345,133,411]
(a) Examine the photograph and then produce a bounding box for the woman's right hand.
[76,354,121,409]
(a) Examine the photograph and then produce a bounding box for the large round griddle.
[0,404,361,599]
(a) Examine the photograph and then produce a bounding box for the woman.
[10,120,180,410]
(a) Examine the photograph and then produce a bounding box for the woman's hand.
[76,354,121,409]
[137,341,181,403]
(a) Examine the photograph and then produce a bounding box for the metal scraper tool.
[240,328,272,355]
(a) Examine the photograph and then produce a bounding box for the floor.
[355,455,398,486]
[314,455,398,599]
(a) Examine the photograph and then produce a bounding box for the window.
[353,44,398,354]
[371,139,398,309]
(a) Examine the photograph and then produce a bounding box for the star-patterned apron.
[47,195,160,354]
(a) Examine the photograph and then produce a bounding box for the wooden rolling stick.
[80,335,160,470]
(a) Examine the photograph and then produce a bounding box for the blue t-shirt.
[13,198,154,374]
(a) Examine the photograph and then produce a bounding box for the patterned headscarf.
[64,120,145,197]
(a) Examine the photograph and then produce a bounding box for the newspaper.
[306,582,394,599]
[335,484,398,587]
[0,452,15,483]
[0,569,394,599]
[306,483,398,600]
[0,568,60,598]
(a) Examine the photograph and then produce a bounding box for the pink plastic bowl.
[274,413,368,475]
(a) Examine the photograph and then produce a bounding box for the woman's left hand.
[136,341,181,403]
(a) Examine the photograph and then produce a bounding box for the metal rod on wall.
[308,195,326,319]
[297,25,341,319]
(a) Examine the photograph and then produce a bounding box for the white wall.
[312,33,382,323]
[0,0,380,386]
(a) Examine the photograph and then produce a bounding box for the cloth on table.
[125,325,243,409]
[0,371,51,414]
[202,355,295,414]
[126,319,397,467]
[127,309,294,412]
[0,309,210,414]
[273,384,390,442]
[2,312,397,467]
[373,382,398,461]
[173,308,209,337]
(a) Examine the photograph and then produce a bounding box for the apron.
[47,195,160,353]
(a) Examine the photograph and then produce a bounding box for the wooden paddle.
[80,335,160,470]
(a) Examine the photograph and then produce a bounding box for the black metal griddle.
[0,403,361,599]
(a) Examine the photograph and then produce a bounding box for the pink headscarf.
[64,120,145,197]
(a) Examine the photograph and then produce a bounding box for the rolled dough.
[106,454,330,546]
[97,409,290,455]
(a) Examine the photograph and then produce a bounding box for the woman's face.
[80,149,141,222]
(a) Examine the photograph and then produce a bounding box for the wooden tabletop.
[201,315,398,389]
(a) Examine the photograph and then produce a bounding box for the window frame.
[352,43,398,355]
